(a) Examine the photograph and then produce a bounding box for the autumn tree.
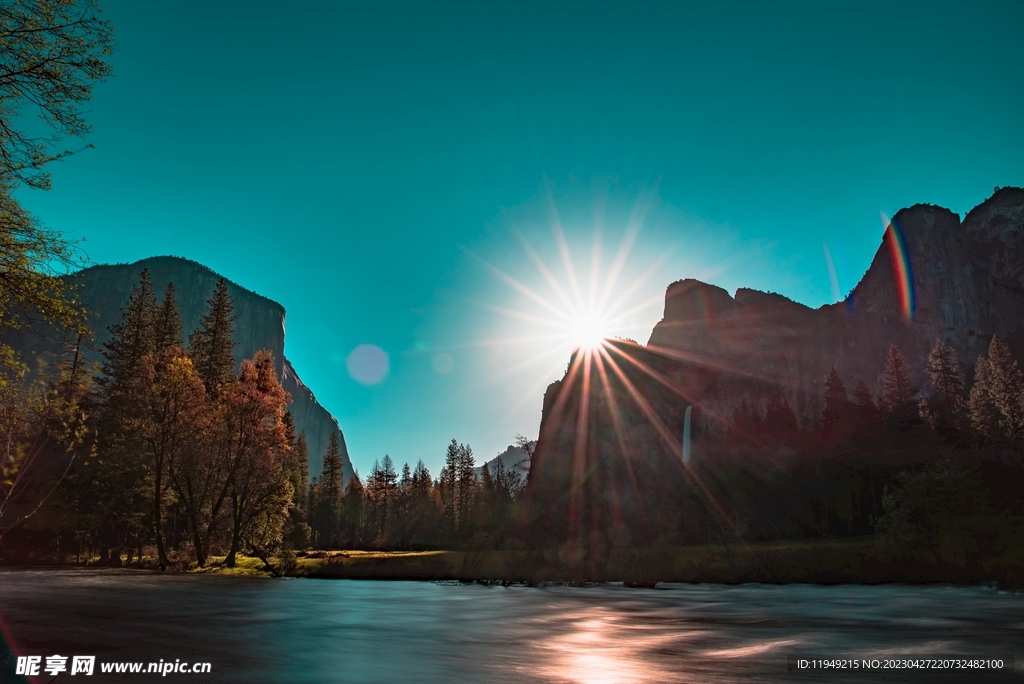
[222,350,291,567]
[146,347,208,568]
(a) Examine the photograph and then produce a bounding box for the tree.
[145,348,208,568]
[986,335,1024,446]
[456,442,475,537]
[971,335,1024,448]
[440,438,458,532]
[1,333,93,541]
[0,0,114,190]
[0,185,86,368]
[162,355,223,567]
[222,350,291,567]
[882,343,917,417]
[154,283,183,354]
[920,339,966,437]
[0,0,113,535]
[820,366,851,440]
[852,379,878,429]
[93,269,158,564]
[280,413,309,549]
[969,356,1001,443]
[315,431,344,547]
[189,279,237,398]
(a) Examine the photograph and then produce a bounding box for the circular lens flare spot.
[572,314,608,351]
[346,344,390,385]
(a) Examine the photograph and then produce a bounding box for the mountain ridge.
[1,255,353,484]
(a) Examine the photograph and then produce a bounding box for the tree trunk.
[154,457,169,570]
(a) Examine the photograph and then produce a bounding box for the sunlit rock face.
[647,187,1024,428]
[3,256,352,483]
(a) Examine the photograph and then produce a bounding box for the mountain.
[474,443,533,480]
[646,187,1024,427]
[0,256,353,484]
[523,188,1024,543]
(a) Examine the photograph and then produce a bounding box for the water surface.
[1,569,1021,682]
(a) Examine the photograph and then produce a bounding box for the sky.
[15,0,1024,477]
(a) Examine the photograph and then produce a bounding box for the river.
[0,569,1021,682]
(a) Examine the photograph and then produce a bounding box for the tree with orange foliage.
[221,350,291,568]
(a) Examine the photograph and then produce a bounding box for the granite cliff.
[2,256,353,483]
[524,188,1024,542]
[646,187,1024,428]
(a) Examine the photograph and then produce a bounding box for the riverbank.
[6,537,1021,587]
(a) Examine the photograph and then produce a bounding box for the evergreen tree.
[969,355,1002,443]
[317,431,344,547]
[96,269,159,565]
[853,379,878,428]
[189,279,237,397]
[456,443,475,536]
[441,439,459,532]
[154,282,183,354]
[882,343,916,412]
[921,339,966,436]
[820,366,850,436]
[986,334,1024,445]
[341,474,365,547]
[101,269,157,392]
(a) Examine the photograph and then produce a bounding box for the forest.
[3,262,1022,584]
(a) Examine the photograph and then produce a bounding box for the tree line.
[684,335,1024,566]
[305,437,527,552]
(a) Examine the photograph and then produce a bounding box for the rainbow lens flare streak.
[882,212,914,321]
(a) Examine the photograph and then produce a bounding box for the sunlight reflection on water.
[1,571,1022,683]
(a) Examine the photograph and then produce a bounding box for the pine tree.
[853,379,878,428]
[969,355,1001,442]
[441,439,459,532]
[456,443,475,536]
[317,431,344,547]
[882,343,916,412]
[101,269,157,393]
[921,339,966,436]
[97,269,160,566]
[821,366,850,436]
[987,334,1024,445]
[189,279,237,397]
[154,283,183,354]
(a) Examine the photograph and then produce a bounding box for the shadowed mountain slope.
[2,255,353,483]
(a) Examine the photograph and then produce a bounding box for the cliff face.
[646,187,1024,427]
[3,256,353,483]
[524,189,1024,540]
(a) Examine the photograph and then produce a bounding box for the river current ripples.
[1,569,1022,682]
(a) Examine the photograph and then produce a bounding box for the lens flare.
[571,313,608,351]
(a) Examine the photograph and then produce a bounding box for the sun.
[571,313,608,351]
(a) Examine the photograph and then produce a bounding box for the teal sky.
[16,0,1024,477]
